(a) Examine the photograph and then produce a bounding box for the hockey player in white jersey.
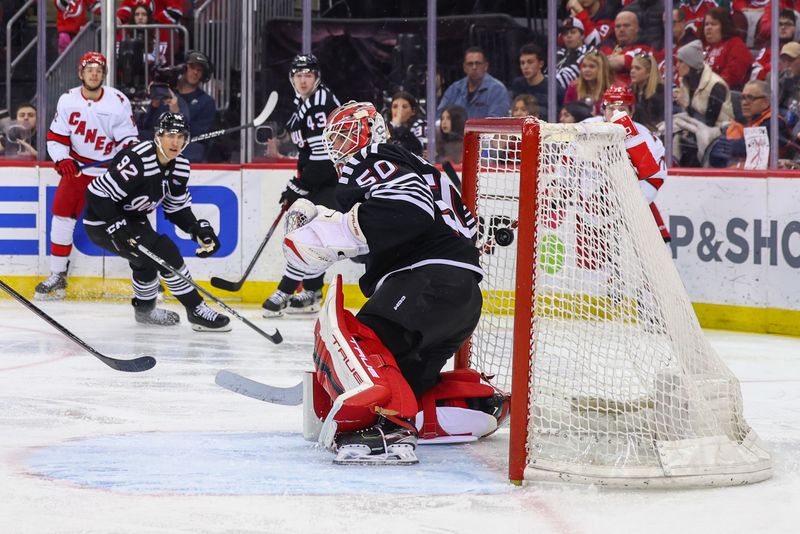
[36,51,139,300]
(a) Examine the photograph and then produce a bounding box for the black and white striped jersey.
[286,83,340,177]
[83,140,198,232]
[336,143,481,296]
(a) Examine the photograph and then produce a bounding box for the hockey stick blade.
[0,279,156,373]
[253,91,279,126]
[210,205,287,292]
[215,370,302,405]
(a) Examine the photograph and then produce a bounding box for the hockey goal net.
[456,117,772,487]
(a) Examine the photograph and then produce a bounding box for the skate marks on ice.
[22,431,512,495]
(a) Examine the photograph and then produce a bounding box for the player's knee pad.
[416,368,511,444]
[313,275,417,449]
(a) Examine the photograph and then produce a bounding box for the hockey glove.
[283,204,369,273]
[190,219,221,258]
[279,177,310,207]
[55,159,81,180]
[105,217,139,255]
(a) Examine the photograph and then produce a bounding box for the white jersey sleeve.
[46,93,73,163]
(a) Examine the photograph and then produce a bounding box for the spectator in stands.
[754,4,800,50]
[750,9,797,83]
[138,50,216,162]
[511,43,560,116]
[623,0,665,49]
[709,80,793,167]
[563,49,613,116]
[559,101,593,123]
[556,17,596,94]
[55,1,97,55]
[673,7,699,46]
[601,10,656,86]
[436,46,510,119]
[629,52,665,132]
[573,0,620,42]
[435,105,466,164]
[779,42,800,112]
[565,0,601,47]
[511,94,540,118]
[673,40,734,165]
[387,91,427,156]
[0,102,37,159]
[117,1,183,63]
[678,0,716,37]
[703,7,753,91]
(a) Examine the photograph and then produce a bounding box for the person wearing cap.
[555,16,597,92]
[778,41,800,112]
[138,50,217,163]
[750,10,797,83]
[672,39,733,166]
[510,43,560,116]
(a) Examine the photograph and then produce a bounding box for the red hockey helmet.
[602,85,635,107]
[79,51,107,73]
[323,101,387,168]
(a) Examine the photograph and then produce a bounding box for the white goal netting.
[463,120,772,487]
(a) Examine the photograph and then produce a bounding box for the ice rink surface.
[0,298,797,534]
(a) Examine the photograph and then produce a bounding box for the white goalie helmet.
[322,101,387,169]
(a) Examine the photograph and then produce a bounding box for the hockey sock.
[50,215,76,272]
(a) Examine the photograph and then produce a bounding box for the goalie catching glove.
[282,202,369,273]
[190,219,220,258]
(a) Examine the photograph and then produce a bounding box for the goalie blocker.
[305,276,510,465]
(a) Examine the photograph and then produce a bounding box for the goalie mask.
[154,112,190,159]
[290,53,321,97]
[323,101,387,169]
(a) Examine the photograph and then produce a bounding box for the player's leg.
[262,272,301,317]
[287,273,323,314]
[35,174,94,300]
[357,266,508,442]
[310,275,419,464]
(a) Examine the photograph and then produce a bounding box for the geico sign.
[669,215,800,267]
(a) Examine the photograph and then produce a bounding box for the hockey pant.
[85,219,203,308]
[48,172,97,272]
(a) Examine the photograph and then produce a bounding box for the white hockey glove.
[285,198,319,234]
[283,203,369,274]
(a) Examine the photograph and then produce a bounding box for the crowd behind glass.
[2,0,798,169]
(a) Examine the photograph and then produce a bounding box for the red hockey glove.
[55,159,81,180]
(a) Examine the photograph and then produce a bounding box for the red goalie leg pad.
[418,369,511,440]
[313,275,417,434]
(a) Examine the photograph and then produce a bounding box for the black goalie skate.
[333,416,419,466]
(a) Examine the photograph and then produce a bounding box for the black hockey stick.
[210,204,287,292]
[134,244,283,344]
[0,279,156,372]
[80,91,279,170]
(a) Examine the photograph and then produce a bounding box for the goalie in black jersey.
[282,101,510,465]
[83,112,231,331]
[262,53,342,318]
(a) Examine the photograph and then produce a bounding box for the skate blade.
[333,444,418,466]
[33,290,66,301]
[262,309,286,318]
[191,323,233,332]
[286,303,321,315]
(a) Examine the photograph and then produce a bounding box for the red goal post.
[456,117,772,487]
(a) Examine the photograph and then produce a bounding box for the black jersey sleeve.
[85,148,148,222]
[162,156,197,232]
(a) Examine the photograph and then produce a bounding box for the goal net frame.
[455,117,772,487]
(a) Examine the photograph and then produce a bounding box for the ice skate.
[132,298,180,326]
[188,302,231,332]
[287,288,323,314]
[333,417,418,465]
[34,271,68,301]
[262,289,290,318]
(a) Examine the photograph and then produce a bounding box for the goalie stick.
[0,279,156,373]
[81,91,279,170]
[215,369,303,405]
[134,243,283,345]
[210,204,287,292]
